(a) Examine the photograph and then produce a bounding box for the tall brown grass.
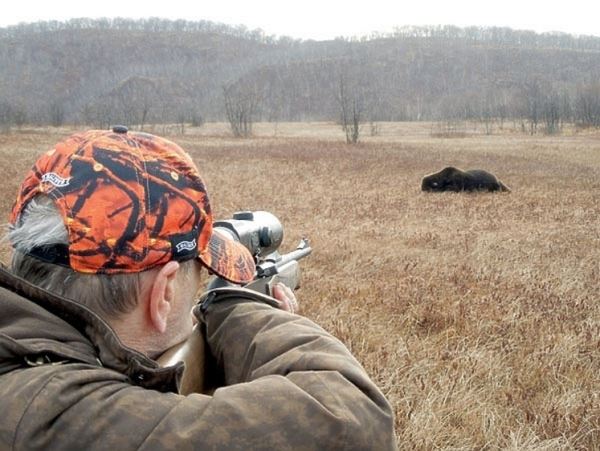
[1,123,599,449]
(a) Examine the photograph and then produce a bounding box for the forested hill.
[1,18,600,127]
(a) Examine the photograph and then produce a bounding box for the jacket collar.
[0,266,183,392]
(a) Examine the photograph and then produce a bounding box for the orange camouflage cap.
[9,127,255,283]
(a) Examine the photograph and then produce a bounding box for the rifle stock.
[156,324,208,395]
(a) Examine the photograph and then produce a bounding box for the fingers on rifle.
[280,284,299,314]
[271,283,298,314]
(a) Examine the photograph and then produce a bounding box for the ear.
[148,261,180,334]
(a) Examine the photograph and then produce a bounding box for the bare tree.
[337,74,363,144]
[81,100,112,129]
[559,90,572,129]
[190,108,204,128]
[541,91,561,134]
[223,83,259,138]
[496,94,508,130]
[49,101,65,127]
[176,111,187,135]
[521,81,543,135]
[480,93,494,135]
[0,101,14,133]
[0,101,27,132]
[103,76,158,129]
[575,83,600,127]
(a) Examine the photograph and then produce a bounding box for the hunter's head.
[8,127,255,355]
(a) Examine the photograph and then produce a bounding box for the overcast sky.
[1,0,598,40]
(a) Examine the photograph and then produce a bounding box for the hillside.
[1,19,600,127]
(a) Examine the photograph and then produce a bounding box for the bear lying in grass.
[421,167,510,192]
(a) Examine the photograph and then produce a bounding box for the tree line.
[1,19,600,136]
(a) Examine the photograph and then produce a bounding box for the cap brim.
[198,228,256,284]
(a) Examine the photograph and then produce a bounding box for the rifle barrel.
[278,246,312,267]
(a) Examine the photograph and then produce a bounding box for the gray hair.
[9,196,144,319]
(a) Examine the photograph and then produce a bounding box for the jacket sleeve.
[147,298,396,450]
[13,300,396,450]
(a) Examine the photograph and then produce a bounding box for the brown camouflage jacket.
[0,267,396,450]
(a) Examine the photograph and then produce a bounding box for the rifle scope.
[213,211,283,258]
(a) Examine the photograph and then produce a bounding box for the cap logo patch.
[175,239,197,253]
[41,172,70,187]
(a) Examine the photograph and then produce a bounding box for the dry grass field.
[1,122,599,449]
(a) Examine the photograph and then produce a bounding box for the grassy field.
[1,122,599,449]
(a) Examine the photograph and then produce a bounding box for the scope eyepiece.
[213,211,284,257]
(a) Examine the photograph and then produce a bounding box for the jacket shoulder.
[2,363,185,450]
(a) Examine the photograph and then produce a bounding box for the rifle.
[156,211,311,394]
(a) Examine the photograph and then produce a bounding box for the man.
[0,127,395,450]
